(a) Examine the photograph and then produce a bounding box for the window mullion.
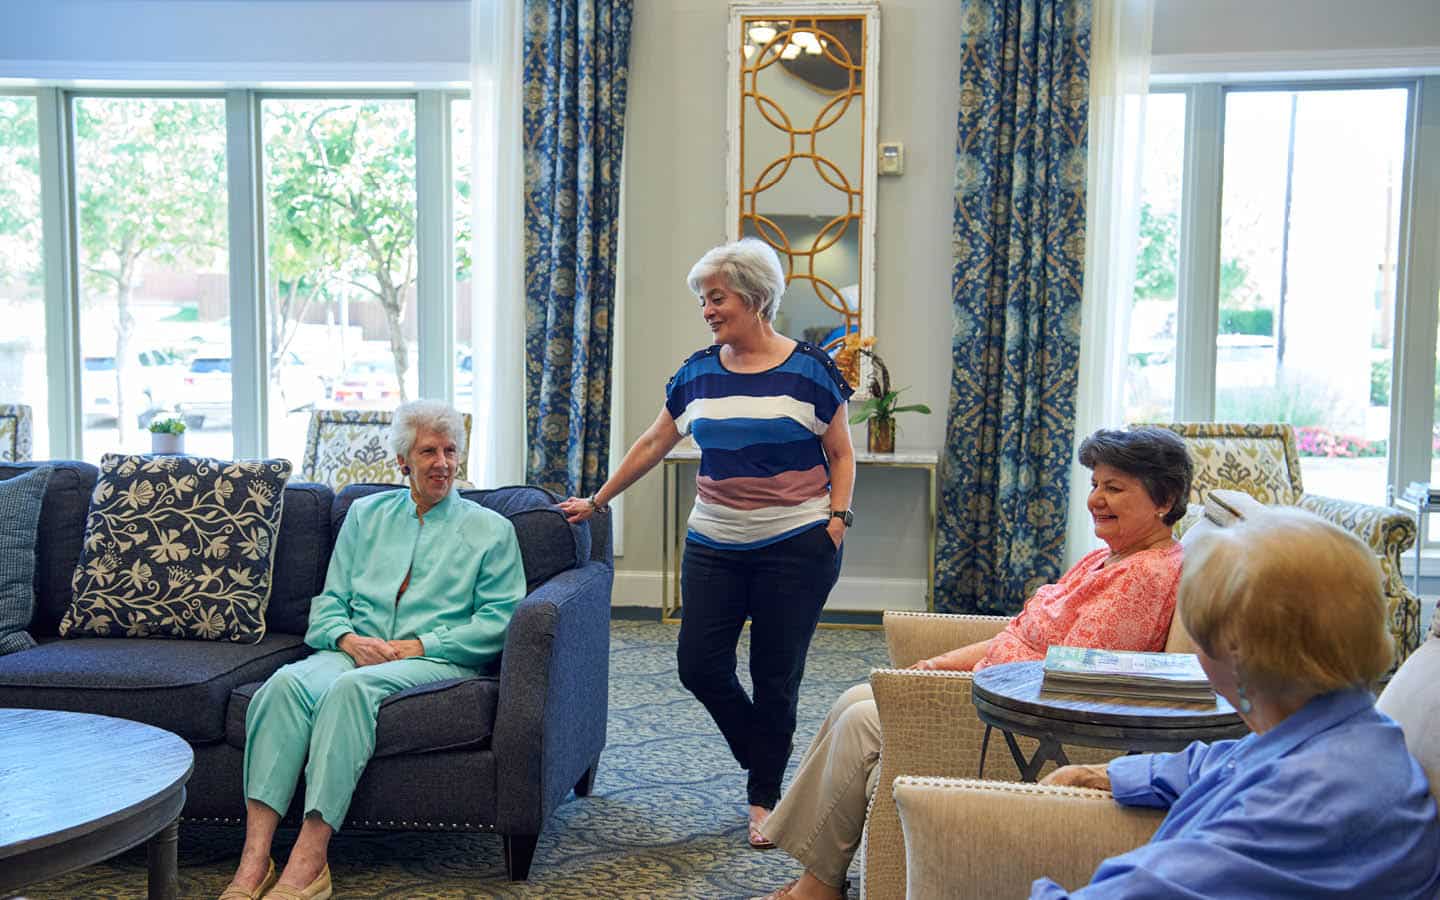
[415,91,453,403]
[1174,83,1223,422]
[1391,76,1440,501]
[225,90,267,459]
[36,87,81,458]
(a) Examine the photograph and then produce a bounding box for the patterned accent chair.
[855,497,1242,900]
[886,583,1440,898]
[1154,422,1421,668]
[0,404,33,463]
[300,409,473,490]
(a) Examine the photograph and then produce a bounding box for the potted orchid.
[836,335,930,454]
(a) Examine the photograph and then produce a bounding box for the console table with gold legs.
[660,447,939,626]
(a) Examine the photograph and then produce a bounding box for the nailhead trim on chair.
[892,776,1113,801]
[181,816,498,832]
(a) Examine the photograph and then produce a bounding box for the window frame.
[1155,76,1440,518]
[19,85,470,461]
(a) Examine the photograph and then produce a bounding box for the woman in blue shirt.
[1037,506,1440,899]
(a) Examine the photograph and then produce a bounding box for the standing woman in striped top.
[560,238,856,848]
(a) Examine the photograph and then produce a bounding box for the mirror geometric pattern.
[739,16,868,362]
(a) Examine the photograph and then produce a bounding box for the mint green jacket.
[304,488,526,669]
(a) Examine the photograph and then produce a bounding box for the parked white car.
[81,348,183,428]
[174,348,330,429]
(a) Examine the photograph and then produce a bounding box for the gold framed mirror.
[727,1,880,386]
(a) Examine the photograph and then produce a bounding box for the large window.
[1125,91,1186,423]
[452,97,475,440]
[1133,80,1434,508]
[7,88,478,465]
[1217,88,1408,501]
[72,96,230,461]
[261,97,419,465]
[0,96,48,457]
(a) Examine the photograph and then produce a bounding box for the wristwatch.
[831,509,854,527]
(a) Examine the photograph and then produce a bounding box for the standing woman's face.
[699,274,760,346]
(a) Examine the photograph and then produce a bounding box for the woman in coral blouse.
[756,426,1194,900]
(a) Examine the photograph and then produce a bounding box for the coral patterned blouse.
[974,542,1184,672]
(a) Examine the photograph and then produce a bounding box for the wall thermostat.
[878,141,904,175]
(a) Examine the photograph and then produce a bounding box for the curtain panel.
[936,0,1093,614]
[522,0,633,497]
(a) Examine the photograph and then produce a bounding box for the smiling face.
[1087,462,1173,554]
[400,425,458,511]
[699,273,762,346]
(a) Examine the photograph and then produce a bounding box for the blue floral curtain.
[935,0,1092,614]
[522,0,633,497]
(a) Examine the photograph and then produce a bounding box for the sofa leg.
[504,833,539,881]
[574,763,597,797]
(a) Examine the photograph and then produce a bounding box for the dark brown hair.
[1078,427,1193,525]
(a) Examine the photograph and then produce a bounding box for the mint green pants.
[243,650,475,830]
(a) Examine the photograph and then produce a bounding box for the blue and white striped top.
[665,342,853,550]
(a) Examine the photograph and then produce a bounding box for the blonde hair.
[685,238,788,321]
[1179,505,1392,695]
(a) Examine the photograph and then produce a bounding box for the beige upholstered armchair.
[858,494,1252,900]
[886,616,1440,899]
[861,612,1201,897]
[1156,422,1422,665]
[300,408,473,490]
[0,403,33,462]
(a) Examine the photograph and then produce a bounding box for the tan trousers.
[760,682,882,888]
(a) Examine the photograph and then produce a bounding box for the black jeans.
[677,523,844,809]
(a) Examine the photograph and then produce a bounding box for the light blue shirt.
[305,488,527,670]
[1032,688,1440,899]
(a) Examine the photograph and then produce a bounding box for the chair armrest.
[492,560,613,834]
[884,611,1008,668]
[862,669,1004,900]
[892,777,1164,898]
[861,669,1124,900]
[1298,492,1416,558]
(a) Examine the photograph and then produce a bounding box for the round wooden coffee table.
[971,661,1249,782]
[0,708,194,899]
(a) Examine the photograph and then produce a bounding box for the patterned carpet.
[14,618,889,899]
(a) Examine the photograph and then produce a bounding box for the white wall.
[615,0,959,607]
[1152,0,1440,75]
[0,0,470,83]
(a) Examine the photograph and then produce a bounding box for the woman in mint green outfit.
[219,401,527,900]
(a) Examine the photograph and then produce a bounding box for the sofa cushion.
[0,461,99,637]
[61,454,292,643]
[266,481,334,636]
[0,633,310,743]
[0,467,51,655]
[227,674,499,757]
[332,484,590,591]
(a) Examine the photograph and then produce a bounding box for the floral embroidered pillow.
[61,454,292,643]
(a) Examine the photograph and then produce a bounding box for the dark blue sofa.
[0,461,613,881]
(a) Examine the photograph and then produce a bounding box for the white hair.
[686,238,788,321]
[389,400,467,459]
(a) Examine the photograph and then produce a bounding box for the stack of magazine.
[1041,646,1215,703]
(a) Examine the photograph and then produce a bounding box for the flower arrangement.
[147,417,187,435]
[835,334,930,453]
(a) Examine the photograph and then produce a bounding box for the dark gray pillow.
[0,466,52,655]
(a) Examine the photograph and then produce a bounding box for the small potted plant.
[837,335,931,454]
[147,416,187,455]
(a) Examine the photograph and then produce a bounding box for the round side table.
[971,660,1249,782]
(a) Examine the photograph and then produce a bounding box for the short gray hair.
[686,238,788,321]
[389,400,467,459]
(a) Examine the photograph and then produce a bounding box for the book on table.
[1041,646,1216,703]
